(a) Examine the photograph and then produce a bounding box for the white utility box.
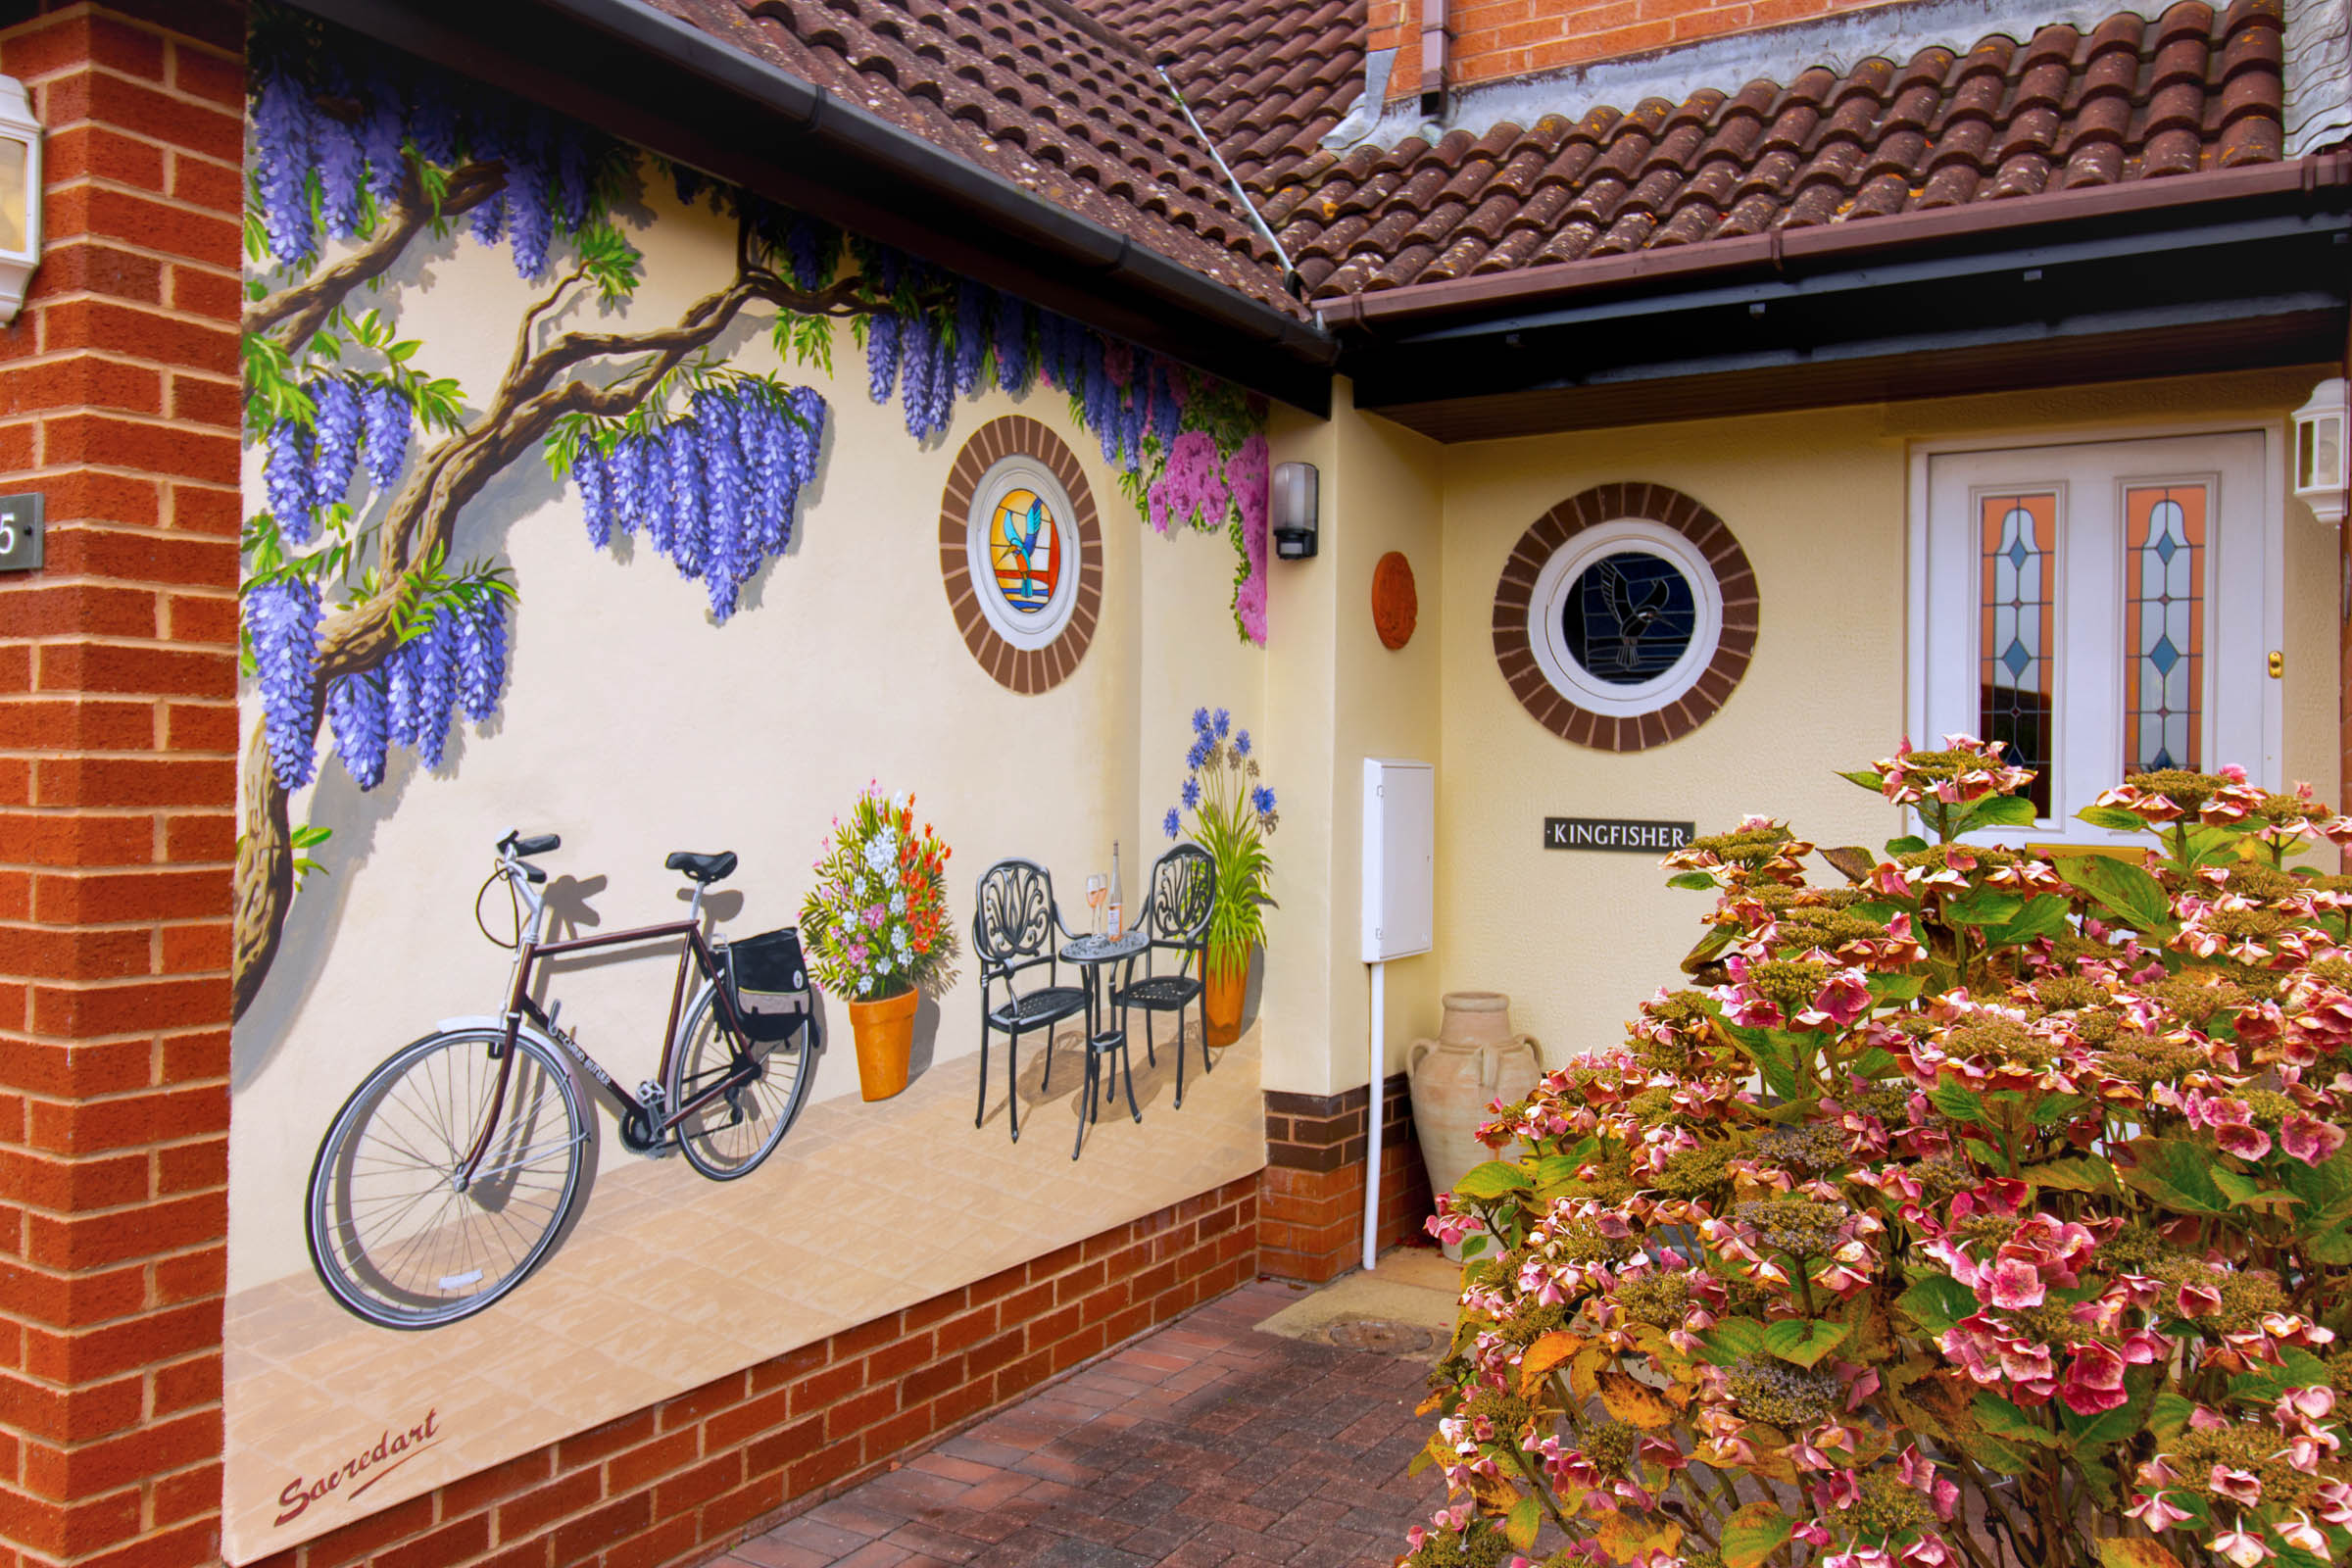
[1361,758,1434,962]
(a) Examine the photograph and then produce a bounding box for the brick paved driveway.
[721,1279,1444,1567]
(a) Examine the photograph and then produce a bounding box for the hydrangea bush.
[1407,737,2352,1568]
[799,786,955,1003]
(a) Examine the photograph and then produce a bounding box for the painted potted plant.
[1163,706,1276,1048]
[1404,736,2352,1568]
[800,785,954,1101]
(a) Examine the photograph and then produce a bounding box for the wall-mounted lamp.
[2293,376,2347,525]
[0,79,40,325]
[1272,462,1317,559]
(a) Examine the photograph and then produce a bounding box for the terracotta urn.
[1203,946,1251,1048]
[1408,993,1542,1244]
[847,988,918,1101]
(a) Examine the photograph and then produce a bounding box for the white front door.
[1913,430,2278,842]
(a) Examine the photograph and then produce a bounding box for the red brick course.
[0,8,243,1568]
[245,1178,1259,1568]
[1260,1075,1434,1283]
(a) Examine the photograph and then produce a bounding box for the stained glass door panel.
[2123,483,2207,773]
[1978,492,2057,816]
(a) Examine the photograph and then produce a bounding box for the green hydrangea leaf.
[1957,794,2038,831]
[1762,1318,1852,1368]
[2061,855,2173,933]
[1452,1160,1533,1201]
[2076,806,2150,833]
[1721,1501,1794,1568]
[1696,1317,1767,1367]
[1894,1274,1977,1336]
[1667,871,1719,891]
[2114,1137,2231,1215]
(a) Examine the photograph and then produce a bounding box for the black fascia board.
[1343,186,2352,425]
[283,0,1339,416]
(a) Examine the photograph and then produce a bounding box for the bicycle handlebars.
[496,830,561,884]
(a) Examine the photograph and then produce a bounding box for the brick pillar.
[1259,1076,1434,1282]
[0,6,245,1566]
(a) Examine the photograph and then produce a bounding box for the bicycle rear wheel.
[666,981,812,1179]
[307,1027,586,1329]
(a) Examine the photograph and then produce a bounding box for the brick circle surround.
[939,416,1103,695]
[1492,482,1758,752]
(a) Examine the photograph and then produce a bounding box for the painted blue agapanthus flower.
[1192,706,1211,736]
[1251,785,1276,815]
[1186,735,1212,772]
[1163,807,1182,840]
[1182,775,1201,809]
[1235,729,1251,758]
[1212,708,1231,739]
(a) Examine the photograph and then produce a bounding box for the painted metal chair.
[1111,843,1215,1108]
[971,858,1087,1142]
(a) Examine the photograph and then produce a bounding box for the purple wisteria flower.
[360,73,407,204]
[785,216,832,292]
[362,383,409,493]
[454,595,507,723]
[994,295,1029,391]
[955,281,987,397]
[251,70,317,268]
[326,670,388,790]
[248,578,321,790]
[697,391,752,620]
[900,315,936,439]
[575,441,613,550]
[311,376,363,515]
[413,611,461,768]
[866,314,902,405]
[314,69,368,239]
[266,420,316,544]
[408,73,458,167]
[609,433,650,539]
[662,419,707,577]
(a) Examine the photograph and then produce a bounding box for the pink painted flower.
[2125,1491,2192,1531]
[2209,1464,2263,1505]
[2212,1528,2271,1567]
[2058,1345,2130,1414]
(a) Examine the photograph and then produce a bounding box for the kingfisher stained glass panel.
[2124,483,2206,774]
[1978,493,2056,816]
[1560,551,1697,686]
[988,487,1061,616]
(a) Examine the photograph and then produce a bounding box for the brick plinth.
[1259,1074,1435,1282]
[245,1177,1258,1568]
[0,6,246,1568]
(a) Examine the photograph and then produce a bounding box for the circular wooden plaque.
[1372,551,1417,650]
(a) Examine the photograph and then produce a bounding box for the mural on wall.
[234,3,1275,1019]
[227,11,1274,1560]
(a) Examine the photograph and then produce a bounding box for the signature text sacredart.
[273,1408,442,1526]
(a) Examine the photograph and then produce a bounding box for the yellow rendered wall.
[1261,381,1446,1096]
[1424,366,2345,1070]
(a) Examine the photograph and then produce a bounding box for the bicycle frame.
[458,858,770,1187]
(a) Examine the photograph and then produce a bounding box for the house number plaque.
[1544,816,1695,853]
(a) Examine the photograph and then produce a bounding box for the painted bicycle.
[305,831,815,1329]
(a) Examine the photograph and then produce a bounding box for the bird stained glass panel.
[1978,493,2056,816]
[2124,483,2206,774]
[1562,552,1697,686]
[989,487,1061,616]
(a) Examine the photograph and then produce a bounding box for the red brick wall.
[0,4,245,1567]
[1260,1075,1435,1282]
[248,1178,1257,1568]
[1370,0,1905,101]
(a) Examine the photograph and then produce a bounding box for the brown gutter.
[1317,152,2352,330]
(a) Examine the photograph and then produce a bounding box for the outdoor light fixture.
[2293,377,2348,525]
[1272,462,1318,559]
[0,78,39,325]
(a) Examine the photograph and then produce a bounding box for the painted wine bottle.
[1106,841,1123,940]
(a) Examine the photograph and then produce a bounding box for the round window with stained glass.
[965,455,1083,650]
[1529,519,1724,717]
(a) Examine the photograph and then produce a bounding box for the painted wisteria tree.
[235,8,1273,1017]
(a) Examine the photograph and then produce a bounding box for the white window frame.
[965,453,1082,650]
[1905,421,2284,847]
[1527,517,1726,718]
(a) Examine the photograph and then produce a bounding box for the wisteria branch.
[243,161,508,347]
[233,223,897,1018]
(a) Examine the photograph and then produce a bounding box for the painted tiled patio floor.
[719,1279,1443,1567]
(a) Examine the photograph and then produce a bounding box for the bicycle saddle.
[665,851,738,884]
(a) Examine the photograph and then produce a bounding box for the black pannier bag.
[721,928,810,1043]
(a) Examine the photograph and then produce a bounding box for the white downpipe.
[1365,959,1385,1271]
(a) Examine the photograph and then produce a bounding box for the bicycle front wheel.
[666,982,812,1180]
[307,1027,587,1329]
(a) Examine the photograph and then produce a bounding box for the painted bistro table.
[1058,930,1149,1158]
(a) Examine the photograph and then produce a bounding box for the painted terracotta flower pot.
[848,988,918,1101]
[1203,946,1252,1048]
